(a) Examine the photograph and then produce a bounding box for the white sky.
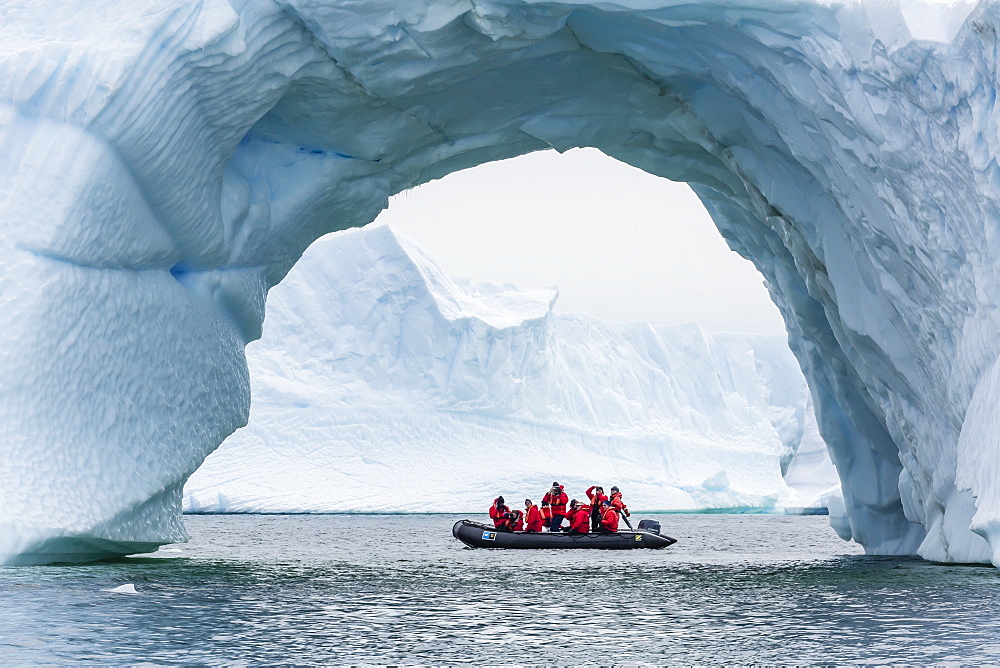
[374,148,786,335]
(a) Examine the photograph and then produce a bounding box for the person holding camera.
[489,496,512,530]
[542,482,568,532]
[586,485,608,531]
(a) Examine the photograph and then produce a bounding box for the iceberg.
[2,0,1000,564]
[183,225,837,514]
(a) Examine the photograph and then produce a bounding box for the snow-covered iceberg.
[4,0,1000,565]
[183,225,837,514]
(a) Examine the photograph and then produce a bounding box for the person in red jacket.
[524,499,544,532]
[586,486,608,531]
[597,501,619,533]
[508,509,525,532]
[542,482,569,531]
[567,500,591,534]
[489,496,512,530]
[609,486,630,519]
[565,498,577,525]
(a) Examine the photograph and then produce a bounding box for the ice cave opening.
[5,0,1000,566]
[185,146,844,519]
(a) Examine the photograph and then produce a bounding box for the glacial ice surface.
[4,0,1000,564]
[184,225,839,514]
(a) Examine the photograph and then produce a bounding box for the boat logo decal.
[482,531,497,541]
[634,535,642,541]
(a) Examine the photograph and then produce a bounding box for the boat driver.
[610,486,630,518]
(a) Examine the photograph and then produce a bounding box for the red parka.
[610,491,629,517]
[586,486,608,507]
[600,505,620,532]
[489,499,511,529]
[525,505,544,532]
[508,510,525,532]
[569,505,591,533]
[543,487,568,516]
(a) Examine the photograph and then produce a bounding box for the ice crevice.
[2,0,1000,565]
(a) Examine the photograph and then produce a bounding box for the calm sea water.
[1,514,999,664]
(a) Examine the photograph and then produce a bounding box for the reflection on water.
[1,514,998,664]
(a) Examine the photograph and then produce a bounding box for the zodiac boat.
[452,519,677,550]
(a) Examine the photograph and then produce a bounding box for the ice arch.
[2,0,999,565]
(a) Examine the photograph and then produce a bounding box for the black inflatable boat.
[452,519,677,550]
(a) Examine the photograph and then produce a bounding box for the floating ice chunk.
[828,492,852,542]
[103,584,138,594]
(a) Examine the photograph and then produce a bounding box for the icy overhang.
[2,0,1000,565]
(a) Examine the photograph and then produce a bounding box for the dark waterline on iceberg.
[1,514,998,664]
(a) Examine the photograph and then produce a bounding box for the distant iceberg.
[184,226,839,514]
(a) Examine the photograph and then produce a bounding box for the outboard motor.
[637,519,661,535]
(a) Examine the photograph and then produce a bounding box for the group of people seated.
[489,481,631,534]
